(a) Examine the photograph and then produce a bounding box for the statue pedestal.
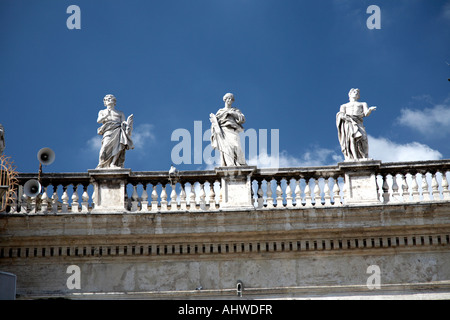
[88,169,131,213]
[215,166,257,210]
[338,160,381,205]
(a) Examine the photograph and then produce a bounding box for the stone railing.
[5,159,450,214]
[376,160,450,203]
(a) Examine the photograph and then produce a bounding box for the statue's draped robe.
[96,110,134,168]
[336,111,369,160]
[211,107,247,166]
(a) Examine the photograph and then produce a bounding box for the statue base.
[88,168,131,213]
[338,160,381,205]
[215,166,257,211]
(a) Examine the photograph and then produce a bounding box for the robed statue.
[210,93,247,167]
[336,88,376,161]
[96,94,134,169]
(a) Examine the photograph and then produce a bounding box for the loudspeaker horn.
[24,179,41,197]
[37,147,55,166]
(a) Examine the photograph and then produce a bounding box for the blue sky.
[1,0,449,174]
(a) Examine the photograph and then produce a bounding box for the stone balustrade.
[252,166,345,208]
[6,159,450,215]
[11,172,92,214]
[376,160,450,203]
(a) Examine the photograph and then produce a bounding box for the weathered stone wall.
[2,250,450,299]
[1,202,450,299]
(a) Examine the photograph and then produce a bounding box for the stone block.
[88,169,131,213]
[338,160,381,205]
[215,166,256,210]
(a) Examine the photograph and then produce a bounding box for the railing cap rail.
[18,172,90,186]
[378,159,450,173]
[15,158,450,185]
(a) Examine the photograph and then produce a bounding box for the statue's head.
[348,88,360,101]
[103,94,117,107]
[223,93,235,104]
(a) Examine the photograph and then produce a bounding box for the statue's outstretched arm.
[363,102,377,117]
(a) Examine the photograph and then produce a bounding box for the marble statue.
[336,88,376,161]
[0,124,4,155]
[210,93,247,166]
[96,94,134,169]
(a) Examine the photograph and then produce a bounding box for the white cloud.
[132,123,156,149]
[397,99,450,136]
[248,148,343,169]
[204,148,341,170]
[249,137,442,168]
[87,135,101,152]
[368,135,442,162]
[204,136,442,171]
[250,137,442,168]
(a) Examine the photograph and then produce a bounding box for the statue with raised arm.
[210,93,247,167]
[336,88,376,161]
[96,94,134,169]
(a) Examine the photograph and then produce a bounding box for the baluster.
[332,178,341,205]
[130,185,139,212]
[39,193,45,213]
[81,186,90,213]
[411,173,420,202]
[189,183,196,211]
[170,184,178,211]
[401,174,409,202]
[21,193,29,214]
[179,184,187,211]
[25,193,32,213]
[382,175,390,204]
[41,186,49,213]
[294,179,302,207]
[304,179,312,207]
[442,171,450,200]
[160,184,168,211]
[199,183,206,210]
[209,182,217,210]
[421,174,431,201]
[141,184,149,212]
[51,187,59,213]
[275,179,283,208]
[29,194,37,213]
[323,178,331,206]
[391,174,400,203]
[431,172,440,201]
[313,178,321,206]
[376,174,382,202]
[71,185,79,213]
[257,181,264,208]
[61,186,69,213]
[285,179,293,208]
[151,185,159,212]
[266,179,274,208]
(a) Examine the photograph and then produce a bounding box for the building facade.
[1,160,450,299]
